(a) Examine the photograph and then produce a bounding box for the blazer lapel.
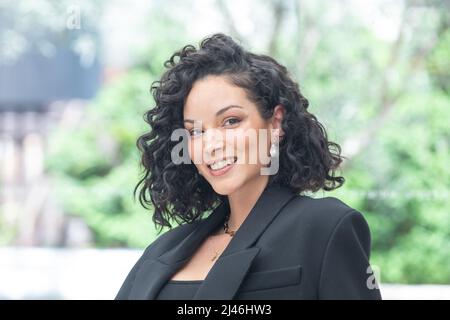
[129,199,229,299]
[129,184,298,300]
[193,184,297,299]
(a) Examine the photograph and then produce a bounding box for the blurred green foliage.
[324,18,450,283]
[46,70,163,247]
[45,1,449,283]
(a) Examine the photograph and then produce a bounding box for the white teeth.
[209,158,235,170]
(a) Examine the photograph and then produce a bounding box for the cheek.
[188,139,203,164]
[226,129,250,163]
[251,128,270,165]
[233,127,269,166]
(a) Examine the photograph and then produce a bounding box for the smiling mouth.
[207,156,238,171]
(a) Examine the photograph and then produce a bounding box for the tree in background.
[44,0,449,283]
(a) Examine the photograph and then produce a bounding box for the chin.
[209,179,242,196]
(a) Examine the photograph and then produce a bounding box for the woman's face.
[183,75,283,196]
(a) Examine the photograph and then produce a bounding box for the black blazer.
[115,184,382,300]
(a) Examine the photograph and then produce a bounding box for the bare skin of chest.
[170,233,233,281]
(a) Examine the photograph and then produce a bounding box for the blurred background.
[0,0,449,299]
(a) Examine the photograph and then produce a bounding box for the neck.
[226,175,269,231]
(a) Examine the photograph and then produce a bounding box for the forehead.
[183,75,250,118]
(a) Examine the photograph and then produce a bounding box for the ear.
[270,104,285,139]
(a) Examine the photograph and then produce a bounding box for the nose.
[203,128,225,158]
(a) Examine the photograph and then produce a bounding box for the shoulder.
[283,194,370,240]
[115,218,203,299]
[288,194,362,220]
[141,219,202,259]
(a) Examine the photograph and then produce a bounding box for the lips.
[206,157,237,176]
[207,157,237,170]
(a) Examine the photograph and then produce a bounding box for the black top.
[116,184,382,300]
[156,280,203,300]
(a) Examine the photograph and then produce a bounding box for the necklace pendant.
[211,252,218,262]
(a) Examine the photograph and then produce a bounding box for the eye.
[189,128,203,137]
[223,117,241,126]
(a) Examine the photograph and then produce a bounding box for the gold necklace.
[223,213,236,237]
[210,240,220,262]
[210,214,236,262]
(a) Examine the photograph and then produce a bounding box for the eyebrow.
[184,105,244,124]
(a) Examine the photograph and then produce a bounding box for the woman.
[115,33,382,300]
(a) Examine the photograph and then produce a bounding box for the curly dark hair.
[135,33,345,232]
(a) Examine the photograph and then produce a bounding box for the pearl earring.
[269,141,279,157]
